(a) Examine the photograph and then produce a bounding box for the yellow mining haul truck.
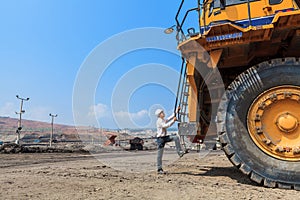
[172,0,300,189]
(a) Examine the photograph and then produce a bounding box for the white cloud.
[27,106,52,122]
[132,110,148,120]
[0,102,53,122]
[89,103,108,118]
[114,109,148,120]
[0,102,17,117]
[113,109,149,128]
[87,103,151,128]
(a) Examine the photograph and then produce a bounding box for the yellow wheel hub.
[247,85,300,161]
[276,113,298,133]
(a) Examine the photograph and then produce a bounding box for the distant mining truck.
[170,0,300,189]
[129,137,144,150]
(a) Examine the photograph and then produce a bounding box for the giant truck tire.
[217,58,300,189]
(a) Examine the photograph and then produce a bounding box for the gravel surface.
[0,151,299,200]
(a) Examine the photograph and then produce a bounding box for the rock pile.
[0,143,88,154]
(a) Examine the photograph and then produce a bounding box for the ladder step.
[179,78,189,123]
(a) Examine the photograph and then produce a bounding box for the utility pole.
[15,95,30,145]
[49,113,58,147]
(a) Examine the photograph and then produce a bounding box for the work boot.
[157,168,166,174]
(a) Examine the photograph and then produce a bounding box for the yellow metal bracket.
[209,49,223,68]
[186,56,198,122]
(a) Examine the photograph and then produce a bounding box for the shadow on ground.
[170,166,258,187]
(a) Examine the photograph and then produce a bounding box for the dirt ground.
[0,150,299,200]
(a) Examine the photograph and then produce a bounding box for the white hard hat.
[155,109,163,117]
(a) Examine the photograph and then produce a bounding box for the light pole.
[49,113,58,147]
[15,95,30,144]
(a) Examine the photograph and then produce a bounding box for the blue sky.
[0,0,198,129]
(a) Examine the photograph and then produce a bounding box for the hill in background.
[0,116,114,143]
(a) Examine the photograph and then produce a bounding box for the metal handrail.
[179,68,188,122]
[175,0,186,38]
[174,58,185,115]
[175,0,201,42]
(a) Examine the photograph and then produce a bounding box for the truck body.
[173,0,300,189]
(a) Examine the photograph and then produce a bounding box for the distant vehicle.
[129,137,144,150]
[0,141,3,145]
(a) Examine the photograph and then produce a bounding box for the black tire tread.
[217,57,300,189]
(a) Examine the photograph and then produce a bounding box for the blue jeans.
[156,135,183,170]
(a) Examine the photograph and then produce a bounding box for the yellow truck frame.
[173,0,300,189]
